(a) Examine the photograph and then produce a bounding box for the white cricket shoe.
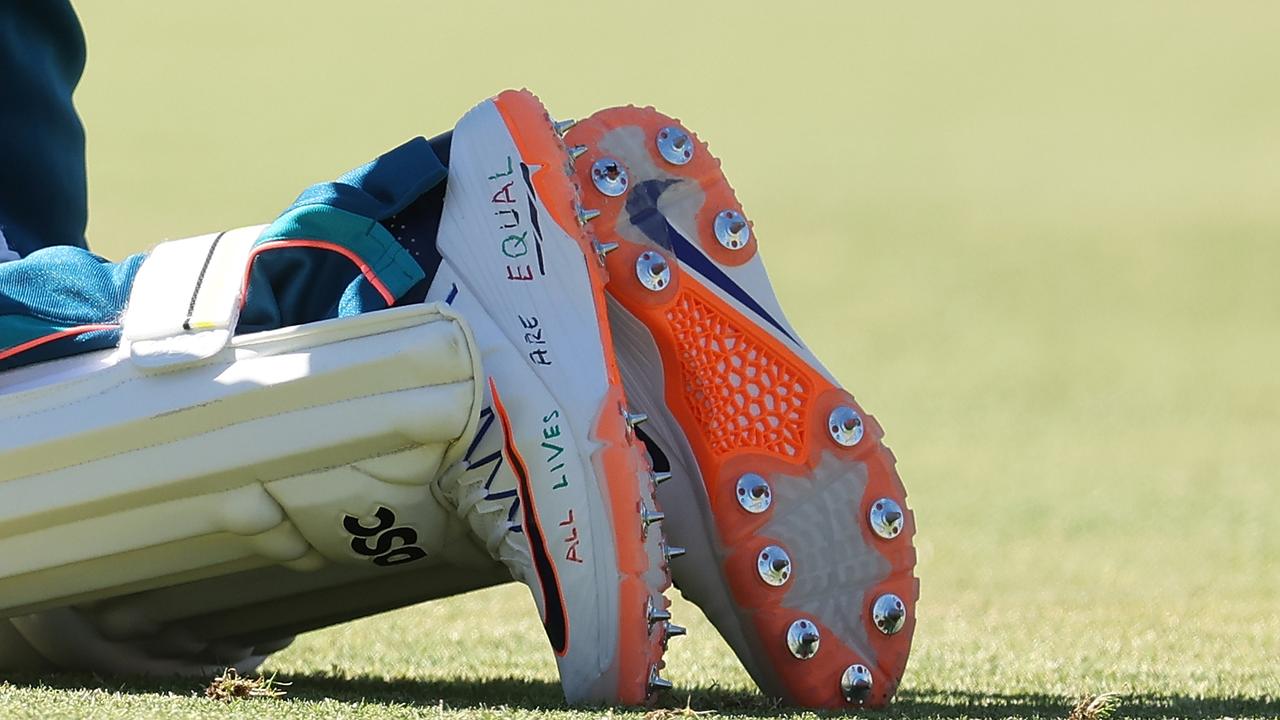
[426,90,677,705]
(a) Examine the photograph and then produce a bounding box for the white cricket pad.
[0,228,483,619]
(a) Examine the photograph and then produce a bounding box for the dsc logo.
[341,506,427,567]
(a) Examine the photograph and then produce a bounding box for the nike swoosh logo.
[625,179,797,344]
[489,379,569,655]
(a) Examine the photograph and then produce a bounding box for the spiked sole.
[566,107,918,709]
[490,91,675,703]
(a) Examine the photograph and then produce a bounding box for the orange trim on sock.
[0,324,120,364]
[241,239,397,307]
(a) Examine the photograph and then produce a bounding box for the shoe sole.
[566,107,917,708]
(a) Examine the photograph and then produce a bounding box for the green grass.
[3,1,1277,718]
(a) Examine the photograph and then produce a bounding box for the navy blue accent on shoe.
[465,407,497,460]
[626,179,796,343]
[624,179,680,251]
[502,409,569,654]
[474,453,504,486]
[518,162,547,276]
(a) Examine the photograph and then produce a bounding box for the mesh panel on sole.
[665,291,810,459]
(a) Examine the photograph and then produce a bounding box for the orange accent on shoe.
[665,290,812,459]
[492,90,670,705]
[590,382,671,704]
[568,107,917,709]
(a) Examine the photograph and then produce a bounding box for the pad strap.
[121,225,266,368]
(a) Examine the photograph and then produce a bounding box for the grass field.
[3,2,1277,718]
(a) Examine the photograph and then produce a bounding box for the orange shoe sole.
[566,106,917,708]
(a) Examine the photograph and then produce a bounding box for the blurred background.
[74,0,1277,711]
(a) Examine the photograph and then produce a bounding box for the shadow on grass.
[888,688,1280,719]
[4,672,1277,718]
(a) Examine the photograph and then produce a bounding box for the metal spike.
[656,126,694,165]
[569,144,588,161]
[652,471,673,485]
[625,411,649,428]
[648,605,672,625]
[661,621,686,649]
[828,405,865,446]
[735,473,772,513]
[578,207,601,224]
[553,118,577,135]
[591,239,619,266]
[786,618,821,659]
[872,593,907,635]
[645,596,663,623]
[590,157,630,197]
[664,544,687,561]
[714,209,751,250]
[840,664,873,703]
[641,507,664,538]
[756,545,792,586]
[635,250,672,291]
[641,507,665,527]
[649,672,673,692]
[869,498,905,540]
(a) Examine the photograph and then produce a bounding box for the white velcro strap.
[122,224,267,369]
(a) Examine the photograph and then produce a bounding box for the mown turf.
[2,2,1276,718]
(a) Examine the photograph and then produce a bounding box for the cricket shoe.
[564,108,918,708]
[424,90,677,705]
